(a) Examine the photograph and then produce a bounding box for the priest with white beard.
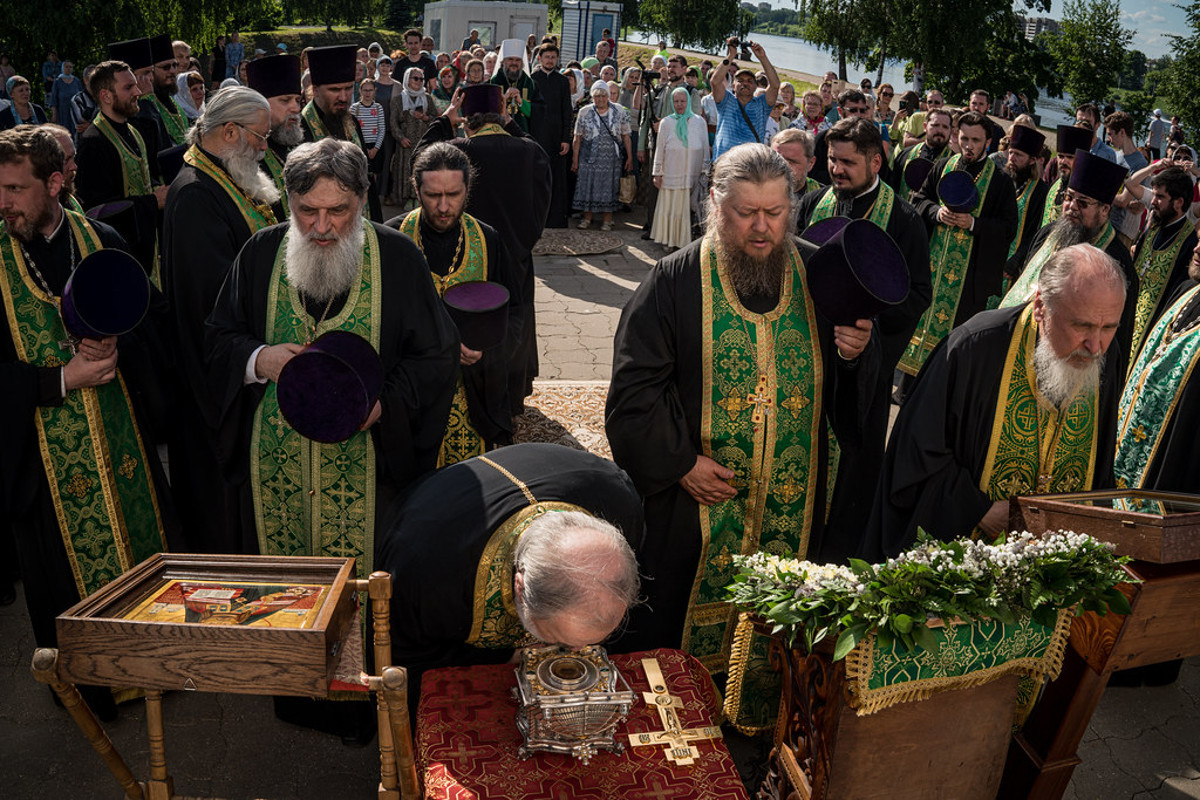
[203,137,458,566]
[863,243,1126,560]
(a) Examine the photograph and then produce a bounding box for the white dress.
[650,114,710,249]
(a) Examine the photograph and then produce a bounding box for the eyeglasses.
[1064,190,1099,210]
[233,122,269,145]
[927,99,944,106]
[880,91,894,98]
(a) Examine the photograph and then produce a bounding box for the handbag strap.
[736,99,761,143]
[595,106,623,149]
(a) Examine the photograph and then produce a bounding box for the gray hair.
[772,126,815,160]
[1038,243,1127,310]
[284,138,369,198]
[707,143,800,231]
[187,86,269,146]
[514,510,640,628]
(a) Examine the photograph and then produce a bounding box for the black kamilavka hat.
[1068,149,1129,206]
[307,45,358,86]
[247,55,302,98]
[107,38,153,71]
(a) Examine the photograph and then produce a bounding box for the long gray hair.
[705,143,800,231]
[284,137,369,198]
[186,86,269,146]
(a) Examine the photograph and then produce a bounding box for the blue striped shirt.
[713,93,770,162]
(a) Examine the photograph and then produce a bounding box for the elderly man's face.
[315,82,353,115]
[717,176,793,261]
[1033,272,1123,367]
[1062,189,1108,234]
[290,176,363,242]
[773,140,815,184]
[595,41,610,60]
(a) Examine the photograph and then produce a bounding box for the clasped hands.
[64,335,118,390]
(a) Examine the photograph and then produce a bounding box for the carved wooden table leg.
[143,690,174,800]
[365,571,402,800]
[31,648,145,800]
[381,666,420,800]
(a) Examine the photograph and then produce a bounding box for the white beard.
[285,219,365,303]
[1033,331,1101,409]
[224,137,281,206]
[271,115,304,147]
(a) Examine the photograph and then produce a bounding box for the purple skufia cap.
[904,156,935,192]
[62,249,150,339]
[806,218,909,326]
[461,84,503,116]
[938,170,979,213]
[443,281,510,350]
[276,330,383,443]
[800,216,850,246]
[86,200,135,221]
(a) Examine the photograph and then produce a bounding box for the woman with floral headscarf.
[389,66,431,209]
[651,87,709,249]
[430,65,458,114]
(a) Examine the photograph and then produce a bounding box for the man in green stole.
[608,144,876,731]
[1001,124,1049,276]
[42,124,84,215]
[301,45,376,221]
[900,111,1018,377]
[385,142,520,466]
[1041,125,1094,228]
[887,107,952,202]
[247,55,305,220]
[1126,167,1198,364]
[144,34,189,147]
[205,138,458,579]
[0,127,173,717]
[867,243,1125,561]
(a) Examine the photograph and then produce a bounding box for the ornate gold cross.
[747,375,774,425]
[626,658,722,766]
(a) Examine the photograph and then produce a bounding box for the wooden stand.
[33,568,418,800]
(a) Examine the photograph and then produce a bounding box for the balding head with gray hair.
[187,85,270,146]
[284,138,369,200]
[1037,243,1127,312]
[185,86,278,205]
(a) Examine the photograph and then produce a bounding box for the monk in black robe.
[529,44,573,228]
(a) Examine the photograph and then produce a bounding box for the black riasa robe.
[796,183,931,560]
[864,305,1122,561]
[203,222,460,526]
[530,67,573,228]
[382,213,522,446]
[416,116,552,415]
[1003,178,1050,277]
[605,237,878,649]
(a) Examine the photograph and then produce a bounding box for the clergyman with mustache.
[864,243,1127,560]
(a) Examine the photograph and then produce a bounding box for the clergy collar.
[854,176,880,200]
[34,203,67,245]
[100,110,129,128]
[199,145,228,171]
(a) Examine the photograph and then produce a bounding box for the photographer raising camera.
[710,38,780,162]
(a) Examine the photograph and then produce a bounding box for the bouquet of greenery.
[727,529,1134,662]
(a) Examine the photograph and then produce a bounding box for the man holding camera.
[637,54,703,238]
[710,39,779,161]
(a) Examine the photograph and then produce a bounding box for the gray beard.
[1049,216,1097,248]
[285,220,365,303]
[271,116,304,148]
[224,138,281,206]
[716,233,787,299]
[1033,329,1102,409]
[504,68,522,82]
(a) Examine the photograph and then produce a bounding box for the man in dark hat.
[247,54,303,218]
[867,243,1126,560]
[301,44,376,219]
[887,106,952,202]
[75,59,167,282]
[606,143,875,733]
[384,142,521,465]
[102,38,166,171]
[1042,124,1094,227]
[163,86,281,555]
[143,34,188,146]
[1002,124,1050,275]
[415,85,551,417]
[900,110,1018,378]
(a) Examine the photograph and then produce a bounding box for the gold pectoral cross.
[747,375,773,425]
[627,658,722,766]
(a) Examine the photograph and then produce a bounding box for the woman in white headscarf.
[651,86,709,249]
[389,66,430,209]
[174,71,206,121]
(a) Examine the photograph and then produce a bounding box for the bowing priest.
[1042,125,1094,228]
[163,87,281,554]
[866,243,1126,560]
[490,38,540,133]
[900,110,1018,377]
[75,58,167,283]
[795,117,930,557]
[384,142,522,465]
[1002,124,1050,277]
[887,106,952,202]
[246,54,303,219]
[204,138,458,576]
[0,127,177,719]
[377,443,643,713]
[416,85,551,416]
[606,144,877,733]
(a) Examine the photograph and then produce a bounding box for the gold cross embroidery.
[717,391,751,420]
[780,386,810,420]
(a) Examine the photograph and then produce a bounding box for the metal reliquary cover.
[513,644,635,763]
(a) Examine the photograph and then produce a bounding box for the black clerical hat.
[443,281,510,350]
[306,45,358,86]
[158,144,188,185]
[277,331,384,443]
[806,219,909,326]
[461,84,503,116]
[800,216,849,246]
[903,156,935,192]
[148,33,174,65]
[1068,149,1128,206]
[1009,125,1045,157]
[107,38,153,71]
[247,55,302,98]
[1056,124,1093,157]
[62,249,150,339]
[938,170,979,213]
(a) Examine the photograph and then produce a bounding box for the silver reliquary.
[513,644,636,763]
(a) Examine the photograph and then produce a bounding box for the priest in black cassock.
[106,38,168,177]
[606,144,877,733]
[887,107,952,202]
[204,138,458,576]
[376,443,644,713]
[1001,124,1050,277]
[529,42,572,228]
[865,244,1126,561]
[246,54,304,220]
[795,117,930,560]
[75,56,167,281]
[384,142,522,465]
[142,34,188,148]
[416,84,551,416]
[899,111,1018,378]
[163,87,281,554]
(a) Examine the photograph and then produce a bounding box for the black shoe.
[641,230,652,240]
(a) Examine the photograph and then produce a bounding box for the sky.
[1031,0,1188,58]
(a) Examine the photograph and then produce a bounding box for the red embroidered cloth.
[417,648,750,799]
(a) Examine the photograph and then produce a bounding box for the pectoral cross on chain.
[627,658,722,766]
[747,375,774,426]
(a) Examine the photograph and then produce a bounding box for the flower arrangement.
[727,529,1134,661]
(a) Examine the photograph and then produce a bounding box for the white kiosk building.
[559,1,623,64]
[422,1,550,52]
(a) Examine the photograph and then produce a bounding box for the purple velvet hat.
[938,170,979,213]
[276,331,384,443]
[443,281,510,350]
[1068,149,1128,205]
[158,144,188,185]
[904,156,935,192]
[1009,124,1046,157]
[806,219,909,325]
[461,84,504,116]
[800,216,850,246]
[62,249,150,339]
[1056,125,1093,157]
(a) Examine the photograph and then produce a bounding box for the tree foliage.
[638,0,741,51]
[1160,1,1200,137]
[796,0,878,81]
[1117,49,1148,91]
[1043,0,1132,105]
